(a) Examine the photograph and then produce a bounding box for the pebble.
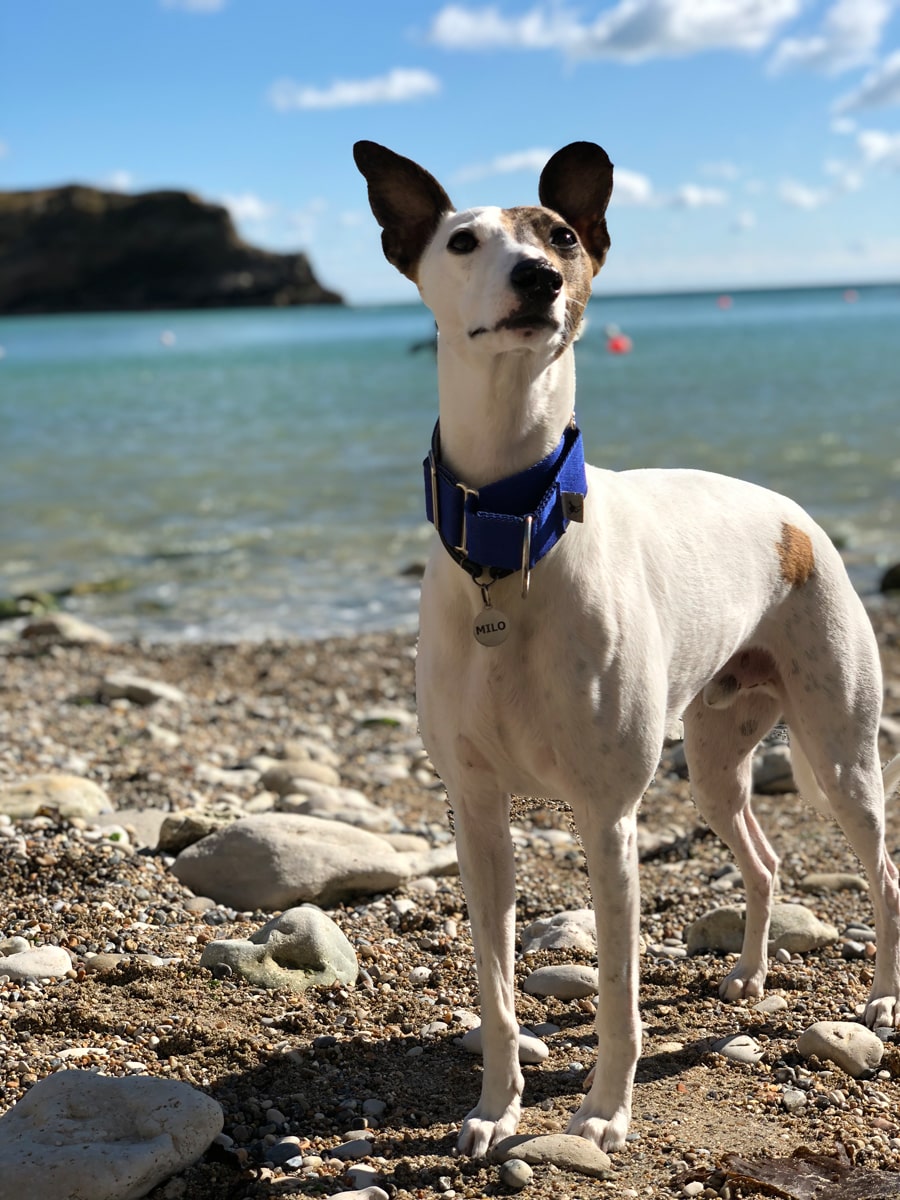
[491,1133,612,1179]
[21,613,114,644]
[0,1070,223,1198]
[328,1137,374,1161]
[499,1157,534,1189]
[712,1033,764,1064]
[520,909,596,954]
[329,1189,389,1200]
[460,1025,549,1064]
[0,773,110,820]
[799,872,867,893]
[260,760,342,794]
[752,994,788,1014]
[782,1087,808,1111]
[797,1021,884,1078]
[522,964,598,999]
[0,943,72,981]
[100,672,187,706]
[686,902,837,955]
[199,904,358,991]
[751,743,796,793]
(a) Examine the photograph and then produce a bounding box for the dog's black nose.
[510,258,563,299]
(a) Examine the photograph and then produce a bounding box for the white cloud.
[289,198,328,243]
[609,167,655,205]
[732,210,757,232]
[222,193,275,223]
[769,0,893,75]
[104,169,136,193]
[857,127,900,167]
[779,179,830,209]
[268,68,440,111]
[823,159,863,191]
[834,48,900,112]
[454,147,553,182]
[161,0,227,10]
[831,115,857,134]
[427,0,802,61]
[672,183,728,207]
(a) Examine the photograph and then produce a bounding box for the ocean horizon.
[2,283,898,642]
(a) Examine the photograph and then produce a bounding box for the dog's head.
[353,141,613,358]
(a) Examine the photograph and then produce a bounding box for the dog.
[353,139,900,1157]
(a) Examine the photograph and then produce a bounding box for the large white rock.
[520,909,596,954]
[276,782,395,832]
[0,774,110,820]
[171,813,447,909]
[200,905,358,990]
[491,1133,612,1179]
[797,1021,884,1078]
[0,1070,223,1199]
[686,903,838,955]
[523,964,598,1000]
[0,944,72,981]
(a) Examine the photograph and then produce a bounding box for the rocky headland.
[0,185,343,314]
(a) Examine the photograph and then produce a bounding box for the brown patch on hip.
[776,522,815,588]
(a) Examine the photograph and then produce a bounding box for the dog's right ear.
[539,142,614,276]
[353,141,454,282]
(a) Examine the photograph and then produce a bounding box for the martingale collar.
[423,419,588,587]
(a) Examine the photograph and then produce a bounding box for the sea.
[1,285,898,643]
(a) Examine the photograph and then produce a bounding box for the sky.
[2,0,900,304]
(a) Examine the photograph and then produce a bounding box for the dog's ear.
[539,142,613,275]
[353,141,454,282]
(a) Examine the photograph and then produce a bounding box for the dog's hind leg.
[785,725,900,1028]
[683,691,783,1001]
[450,787,524,1156]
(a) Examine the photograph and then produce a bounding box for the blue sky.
[2,0,900,303]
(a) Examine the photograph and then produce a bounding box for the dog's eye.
[447,230,478,255]
[550,226,577,248]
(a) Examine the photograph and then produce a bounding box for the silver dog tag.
[473,606,509,646]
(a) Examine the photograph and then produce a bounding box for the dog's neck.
[434,338,577,490]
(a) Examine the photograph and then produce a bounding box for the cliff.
[0,185,343,314]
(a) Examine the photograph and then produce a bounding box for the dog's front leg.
[451,789,524,1156]
[566,802,642,1152]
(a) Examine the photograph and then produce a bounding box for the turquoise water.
[2,286,898,640]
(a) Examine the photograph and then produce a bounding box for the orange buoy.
[843,288,859,303]
[604,324,633,354]
[716,294,733,310]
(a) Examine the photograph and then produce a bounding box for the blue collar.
[423,420,588,585]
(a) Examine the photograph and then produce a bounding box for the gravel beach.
[1,593,900,1199]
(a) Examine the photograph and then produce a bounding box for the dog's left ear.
[539,142,613,275]
[353,141,454,282]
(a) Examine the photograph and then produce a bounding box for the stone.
[521,909,596,954]
[157,810,230,854]
[686,903,838,955]
[261,761,342,793]
[753,995,788,1015]
[0,1070,223,1199]
[0,774,110,820]
[782,1087,808,1111]
[799,872,867,893]
[200,905,357,991]
[328,1138,374,1161]
[492,1133,612,1179]
[276,782,394,832]
[460,1025,548,1065]
[523,964,598,1000]
[100,672,186,706]
[21,613,113,644]
[752,743,796,793]
[0,944,72,981]
[171,813,435,909]
[329,1189,389,1200]
[713,1033,764,1064]
[113,807,169,849]
[499,1158,534,1189]
[880,562,900,593]
[797,1021,884,1078]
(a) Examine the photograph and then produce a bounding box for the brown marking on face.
[501,206,594,344]
[776,522,815,588]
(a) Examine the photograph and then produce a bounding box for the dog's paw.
[862,993,899,1028]
[566,1105,629,1153]
[457,1101,521,1158]
[719,964,766,1002]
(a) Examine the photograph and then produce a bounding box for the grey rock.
[0,773,109,820]
[171,813,440,909]
[499,1158,534,1189]
[329,1189,389,1200]
[491,1133,612,1179]
[799,872,867,893]
[328,1137,374,1161]
[521,909,596,954]
[100,672,186,706]
[460,1025,548,1064]
[0,1070,223,1199]
[21,613,113,644]
[0,944,72,981]
[797,1021,884,1078]
[686,903,838,955]
[261,761,341,794]
[276,782,394,832]
[523,964,598,1000]
[114,807,169,849]
[712,1033,764,1064]
[782,1087,808,1111]
[158,809,230,854]
[200,904,357,991]
[752,994,788,1015]
[752,743,796,793]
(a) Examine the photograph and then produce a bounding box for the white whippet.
[353,139,900,1157]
